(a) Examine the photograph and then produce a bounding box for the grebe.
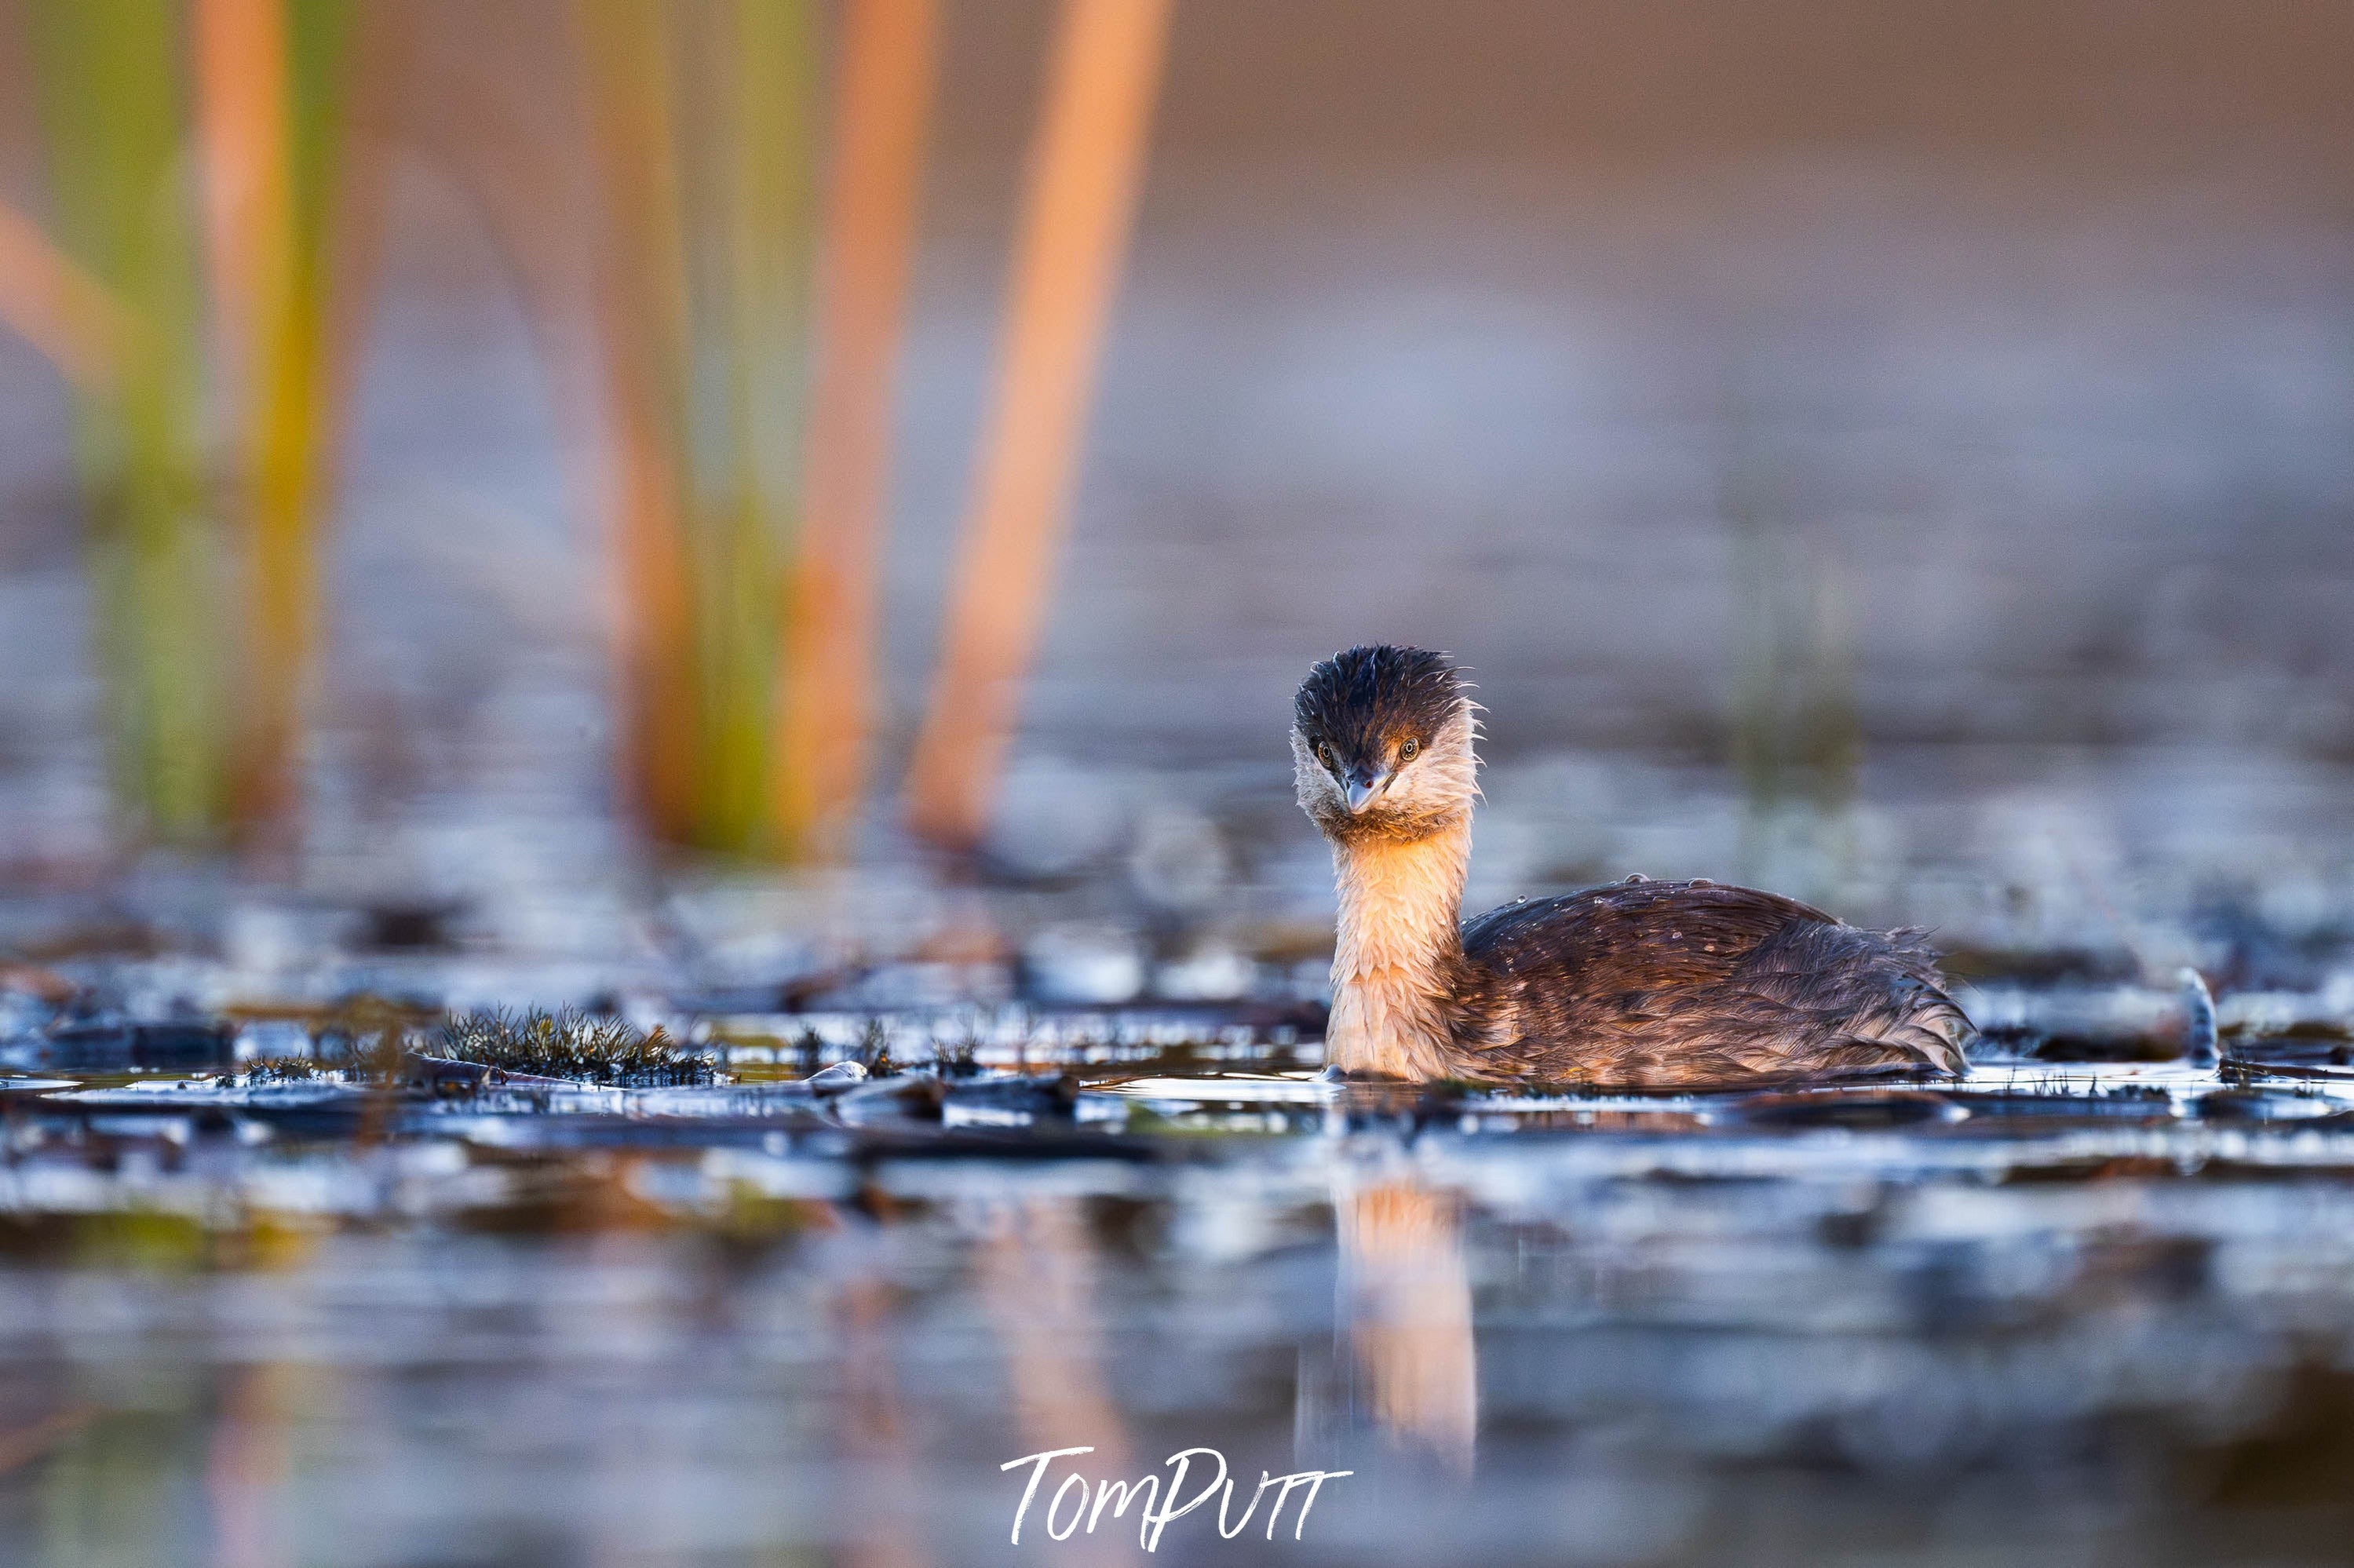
[1293,646,1971,1086]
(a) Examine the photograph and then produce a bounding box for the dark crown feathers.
[1294,646,1468,755]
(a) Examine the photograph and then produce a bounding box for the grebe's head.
[1292,645,1479,844]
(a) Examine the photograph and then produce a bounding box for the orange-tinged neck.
[1327,815,1469,1078]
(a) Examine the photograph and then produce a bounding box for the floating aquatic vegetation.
[851,1015,896,1078]
[232,1041,400,1085]
[926,1032,981,1078]
[432,1008,717,1087]
[229,1054,327,1083]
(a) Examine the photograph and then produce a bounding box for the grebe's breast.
[1455,879,1969,1087]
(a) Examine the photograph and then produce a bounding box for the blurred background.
[5,7,2354,1568]
[0,0,2349,987]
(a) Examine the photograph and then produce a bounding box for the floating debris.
[804,1059,867,1095]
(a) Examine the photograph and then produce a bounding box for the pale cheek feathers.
[1381,756,1470,819]
[1292,736,1346,819]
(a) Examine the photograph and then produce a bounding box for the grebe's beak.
[1342,763,1390,813]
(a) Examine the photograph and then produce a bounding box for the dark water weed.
[853,1017,895,1078]
[435,1009,717,1087]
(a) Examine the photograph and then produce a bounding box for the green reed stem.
[28,0,230,846]
[584,0,816,858]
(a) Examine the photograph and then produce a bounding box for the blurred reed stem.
[779,0,939,858]
[577,0,697,844]
[22,0,368,856]
[578,0,817,858]
[1723,374,1858,895]
[27,0,230,846]
[903,0,1171,851]
[196,0,362,849]
[0,199,135,393]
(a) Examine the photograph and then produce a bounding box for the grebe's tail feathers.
[1803,924,1970,1079]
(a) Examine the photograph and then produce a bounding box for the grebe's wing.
[1458,881,1969,1086]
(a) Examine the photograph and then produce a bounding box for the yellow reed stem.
[903,0,1171,850]
[686,0,815,854]
[778,0,939,855]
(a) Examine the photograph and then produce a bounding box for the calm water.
[6,974,2354,1567]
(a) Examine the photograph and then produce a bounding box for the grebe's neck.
[1327,815,1469,1078]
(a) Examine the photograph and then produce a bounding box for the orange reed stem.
[902,0,1170,849]
[192,0,286,409]
[574,1,698,842]
[0,200,131,392]
[778,0,939,857]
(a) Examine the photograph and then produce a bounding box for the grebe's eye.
[1399,738,1420,762]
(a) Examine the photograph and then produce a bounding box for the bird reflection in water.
[1330,1180,1477,1475]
